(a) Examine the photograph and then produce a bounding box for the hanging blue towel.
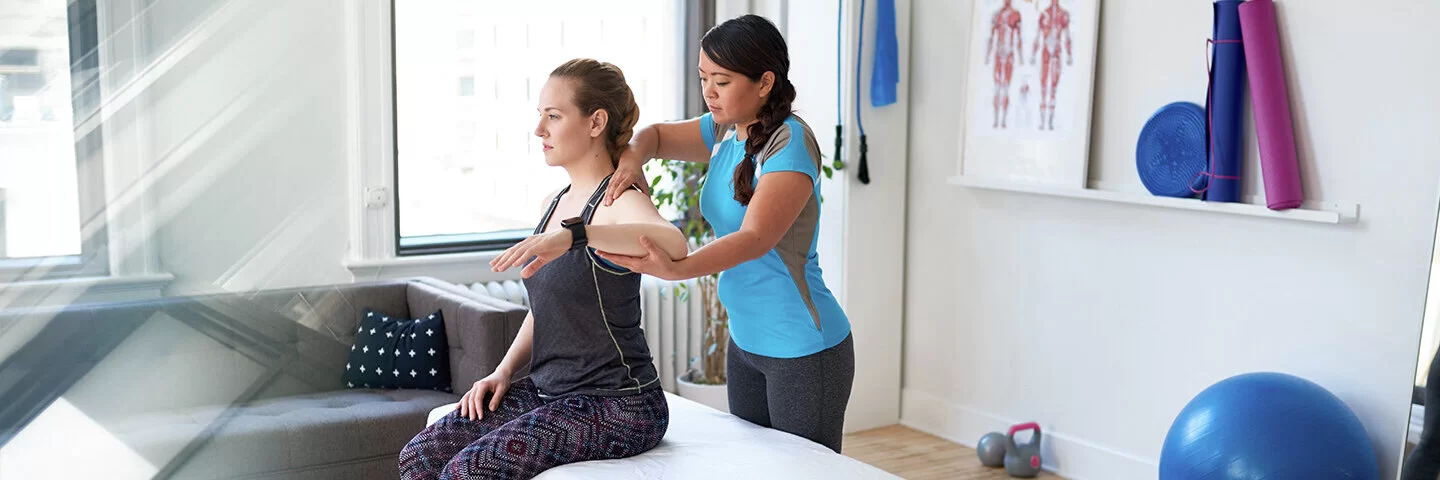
[870,0,898,107]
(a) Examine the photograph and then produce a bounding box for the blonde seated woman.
[398,58,687,480]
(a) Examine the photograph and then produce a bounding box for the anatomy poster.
[960,0,1099,187]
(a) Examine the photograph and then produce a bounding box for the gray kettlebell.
[976,432,1007,467]
[1004,422,1043,478]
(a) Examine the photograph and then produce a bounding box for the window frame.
[0,0,110,282]
[345,1,715,283]
[385,0,709,258]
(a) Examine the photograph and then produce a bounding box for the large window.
[0,0,105,278]
[393,1,686,255]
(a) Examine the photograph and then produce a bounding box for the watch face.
[561,216,583,228]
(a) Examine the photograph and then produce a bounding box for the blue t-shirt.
[697,113,850,359]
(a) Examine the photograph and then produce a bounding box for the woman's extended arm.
[583,188,689,260]
[594,171,812,281]
[491,189,688,278]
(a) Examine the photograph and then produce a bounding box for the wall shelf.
[947,176,1358,225]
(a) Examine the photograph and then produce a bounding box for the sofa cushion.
[112,389,459,479]
[403,279,530,389]
[341,308,451,392]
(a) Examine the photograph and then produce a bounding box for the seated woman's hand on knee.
[458,370,511,421]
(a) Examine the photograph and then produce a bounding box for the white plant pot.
[676,372,729,413]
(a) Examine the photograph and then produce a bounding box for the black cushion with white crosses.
[341,307,451,392]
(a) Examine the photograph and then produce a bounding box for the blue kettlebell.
[1004,422,1043,478]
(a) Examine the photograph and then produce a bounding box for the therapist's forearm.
[586,224,687,260]
[620,126,660,167]
[669,229,768,280]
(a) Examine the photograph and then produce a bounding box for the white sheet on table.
[426,392,901,480]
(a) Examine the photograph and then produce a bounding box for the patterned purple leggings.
[398,378,668,480]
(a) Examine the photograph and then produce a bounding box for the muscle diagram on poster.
[959,0,1101,188]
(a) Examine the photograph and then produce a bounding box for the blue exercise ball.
[1159,372,1377,480]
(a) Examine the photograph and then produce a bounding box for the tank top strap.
[579,174,614,225]
[533,186,570,235]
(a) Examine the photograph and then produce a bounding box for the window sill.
[1,273,174,309]
[346,251,521,285]
[397,230,528,256]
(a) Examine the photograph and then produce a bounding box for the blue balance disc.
[1136,102,1208,198]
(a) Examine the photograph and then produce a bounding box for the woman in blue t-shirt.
[597,14,855,453]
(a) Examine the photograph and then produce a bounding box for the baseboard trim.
[899,388,1157,480]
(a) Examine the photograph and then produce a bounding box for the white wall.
[835,0,910,433]
[903,0,1440,478]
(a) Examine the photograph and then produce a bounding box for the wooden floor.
[842,425,1064,479]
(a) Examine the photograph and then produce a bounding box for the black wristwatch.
[559,216,588,250]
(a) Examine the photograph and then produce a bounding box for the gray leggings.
[726,333,855,453]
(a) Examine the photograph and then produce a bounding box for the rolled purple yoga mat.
[1239,0,1304,210]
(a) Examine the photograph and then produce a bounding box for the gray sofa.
[0,277,527,479]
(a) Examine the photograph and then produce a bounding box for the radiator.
[466,276,703,394]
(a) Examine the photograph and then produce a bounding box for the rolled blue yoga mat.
[1205,0,1247,203]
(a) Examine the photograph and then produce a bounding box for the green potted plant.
[649,152,842,413]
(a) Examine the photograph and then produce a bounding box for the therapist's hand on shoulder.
[604,151,649,206]
[490,229,571,278]
[596,236,679,281]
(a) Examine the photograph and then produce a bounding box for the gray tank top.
[522,175,661,400]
